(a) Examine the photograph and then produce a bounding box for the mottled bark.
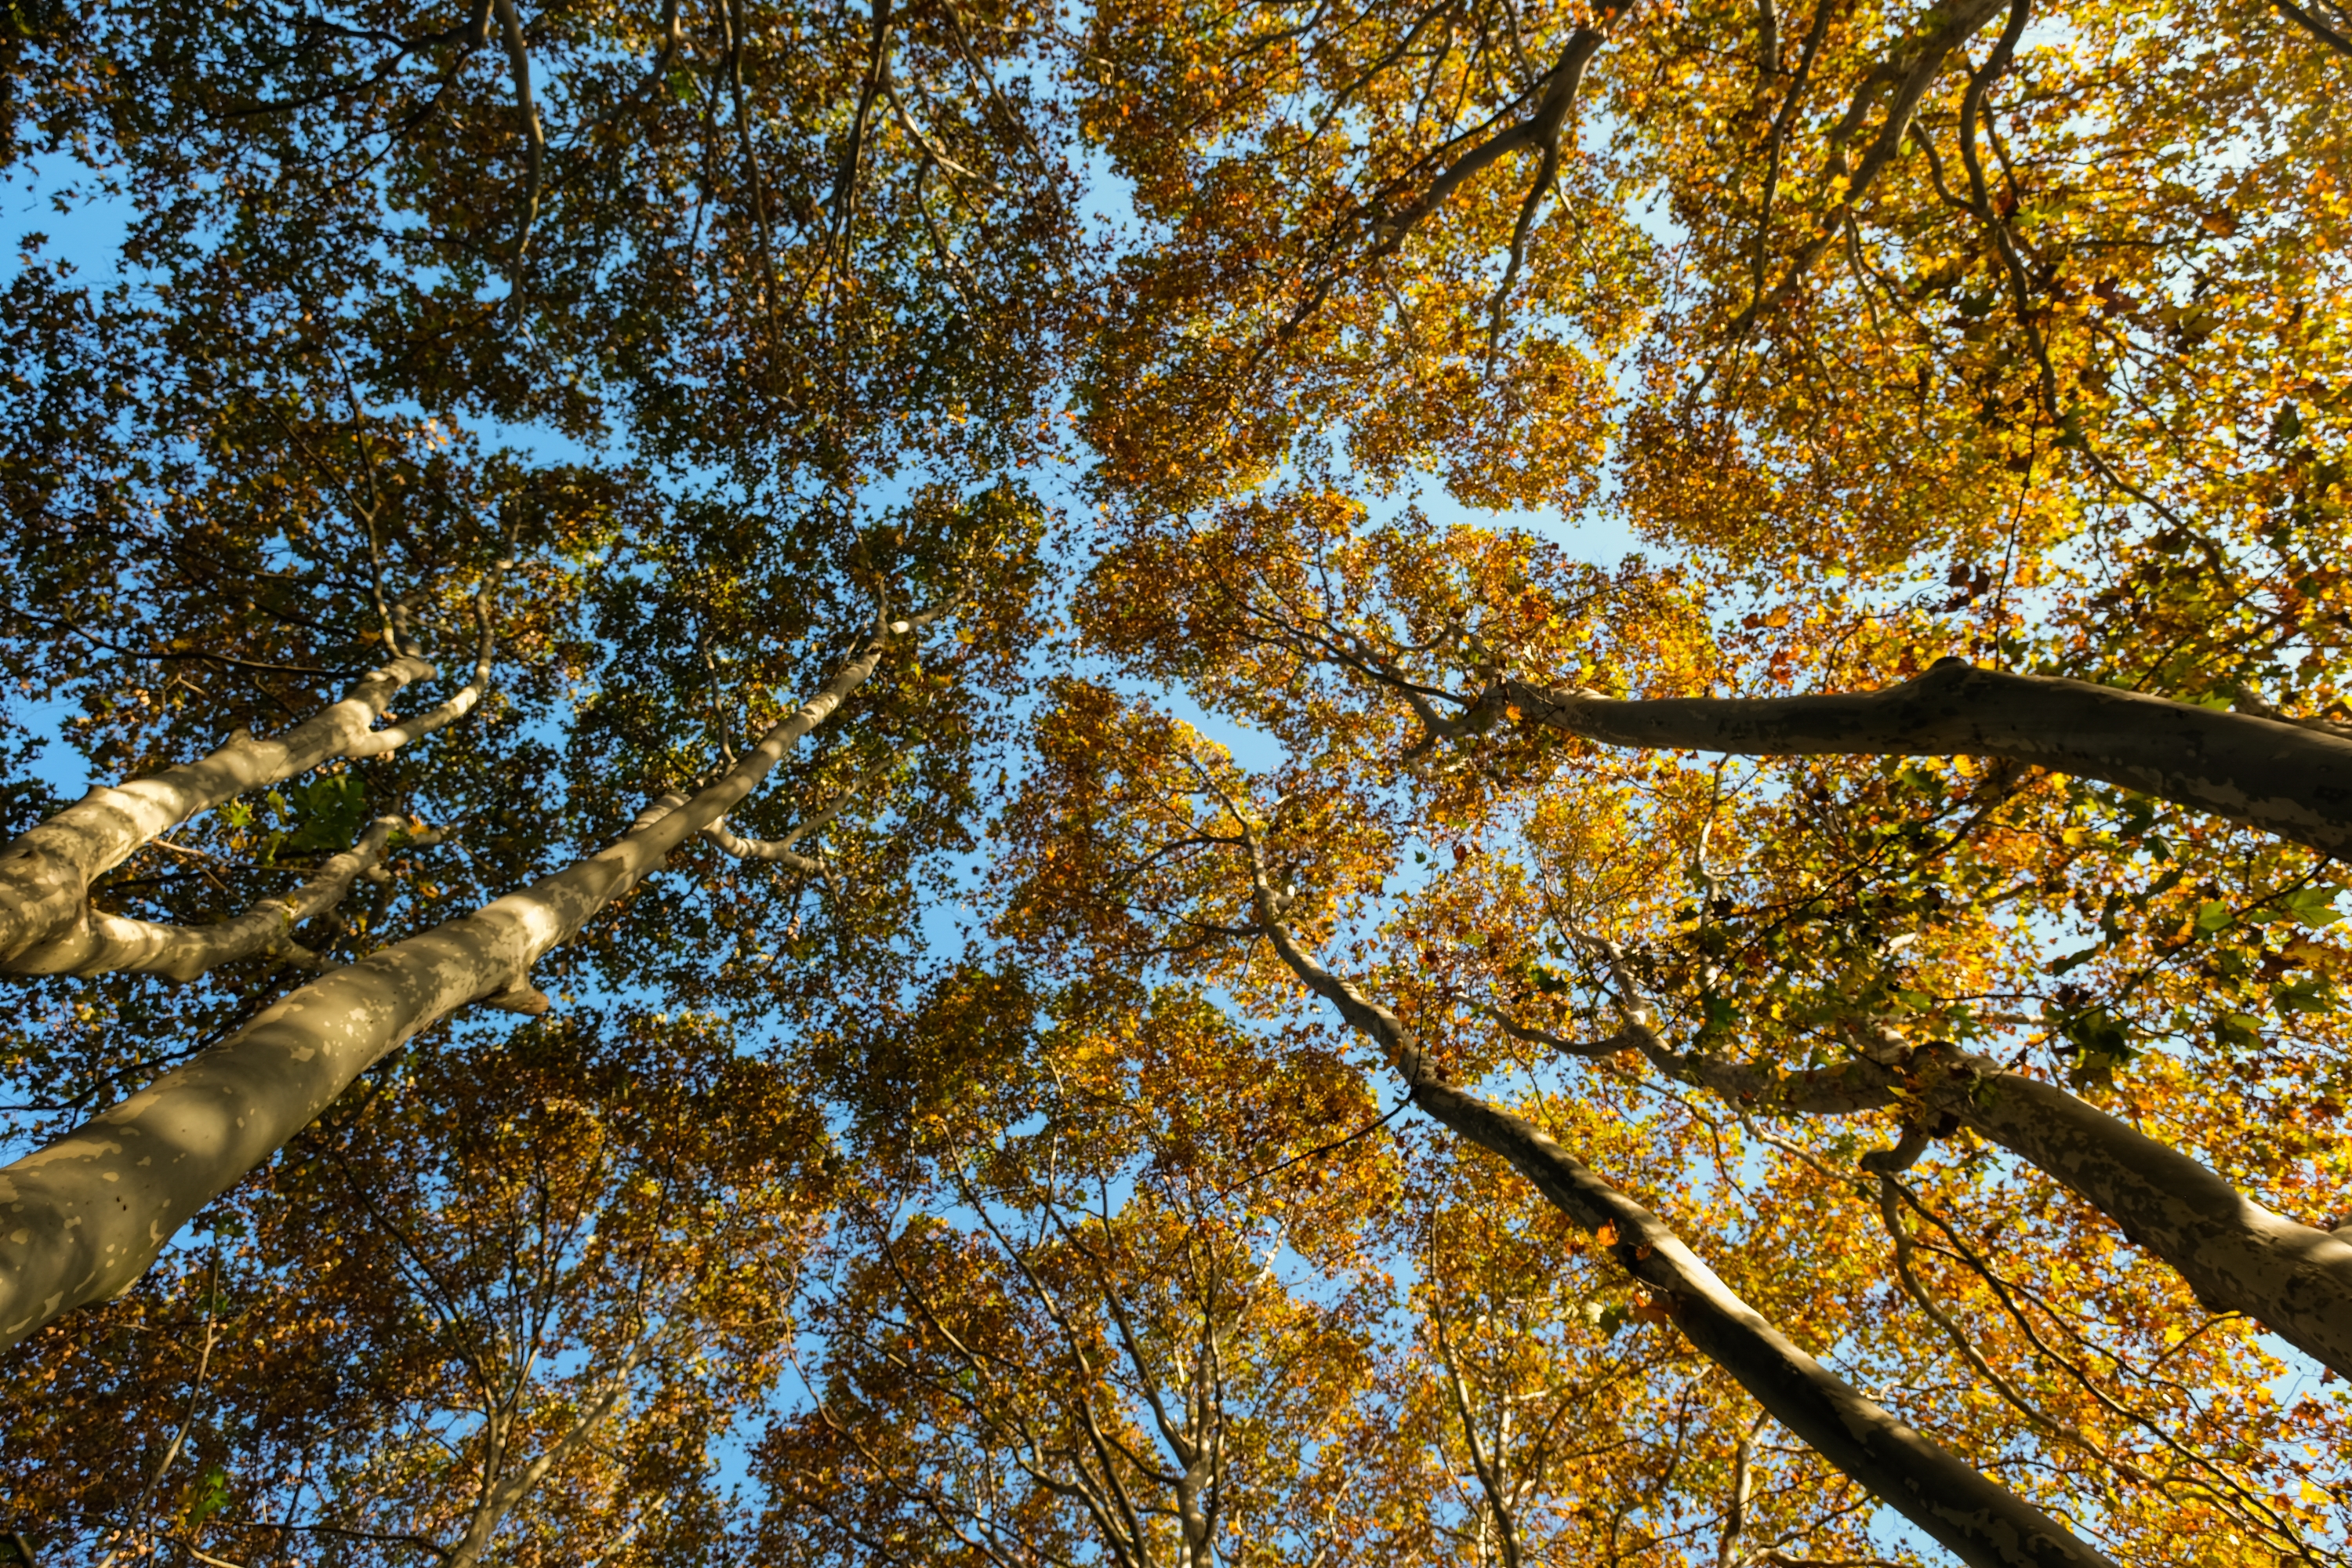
[1247,866,2112,1566]
[2,815,423,982]
[0,615,919,1350]
[0,655,435,968]
[1431,1312,1526,1568]
[0,579,501,972]
[1524,1009,2352,1382]
[1918,1051,2352,1380]
[1499,660,2352,858]
[1414,1086,2109,1568]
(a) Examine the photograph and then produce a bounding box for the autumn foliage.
[4,0,2352,1563]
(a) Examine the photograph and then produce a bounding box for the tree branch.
[2274,0,2352,58]
[4,815,440,982]
[1240,871,2114,1566]
[1500,659,2352,860]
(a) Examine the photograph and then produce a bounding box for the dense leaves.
[5,0,2352,1563]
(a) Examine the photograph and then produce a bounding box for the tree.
[1041,519,2351,1559]
[4,1007,818,1566]
[759,985,1391,1568]
[9,0,2352,1559]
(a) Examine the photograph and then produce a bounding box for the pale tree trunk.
[2,815,430,981]
[1716,1410,1766,1568]
[0,614,919,1350]
[1548,1013,2352,1381]
[0,653,439,967]
[1403,1080,2107,1568]
[1918,1049,2352,1378]
[1464,656,2352,1374]
[440,1343,645,1568]
[1094,1276,1224,1568]
[1430,1312,1523,1568]
[1496,661,2352,859]
[1240,849,2114,1568]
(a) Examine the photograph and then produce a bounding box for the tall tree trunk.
[1498,661,2352,858]
[1406,1080,2112,1568]
[1245,857,2114,1567]
[0,616,916,1350]
[1592,1023,2352,1380]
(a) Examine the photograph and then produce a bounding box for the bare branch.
[492,0,547,283]
[2274,0,2352,57]
[5,815,441,982]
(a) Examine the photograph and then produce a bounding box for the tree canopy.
[3,0,2351,1563]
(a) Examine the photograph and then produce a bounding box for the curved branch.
[1481,28,1606,354]
[1725,0,2009,336]
[346,565,506,759]
[1501,659,2352,859]
[702,741,916,869]
[0,652,436,967]
[1263,26,1606,352]
[1242,862,2113,1566]
[1364,27,1606,271]
[4,815,439,982]
[1506,983,2352,1382]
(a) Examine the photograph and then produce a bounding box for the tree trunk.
[1500,661,2352,858]
[0,654,435,968]
[1247,870,2115,1567]
[1606,1029,2352,1381]
[0,620,911,1350]
[1409,1079,2113,1568]
[441,1348,642,1568]
[1917,1051,2352,1378]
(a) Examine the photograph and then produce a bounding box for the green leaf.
[282,772,368,855]
[2282,884,2343,930]
[2273,976,2338,1016]
[2060,1005,2135,1062]
[1523,961,1571,996]
[2215,1011,2265,1050]
[2194,899,2234,933]
[184,1465,231,1528]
